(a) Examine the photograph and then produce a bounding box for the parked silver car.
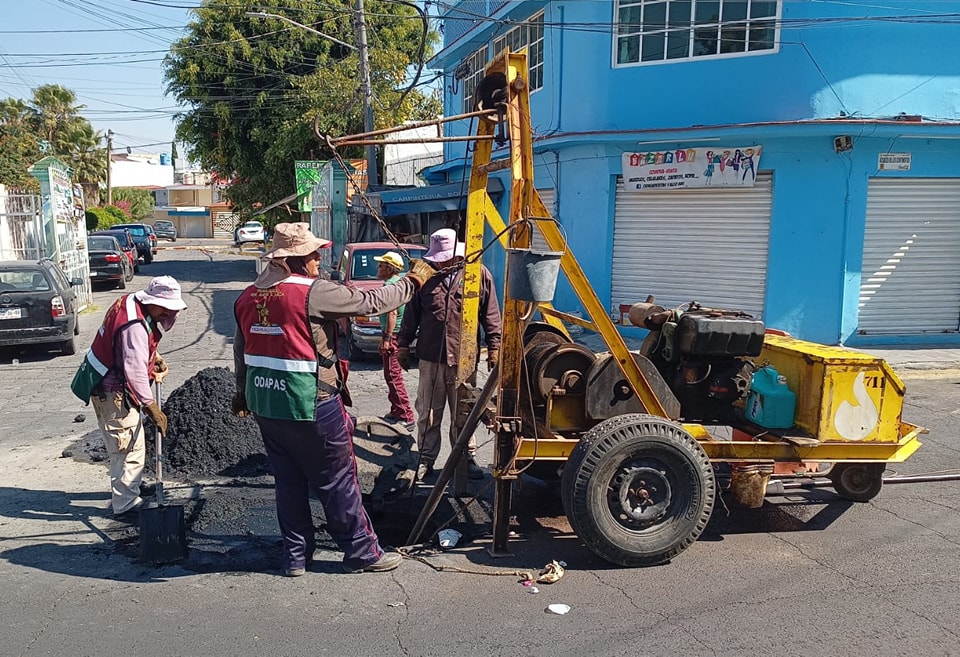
[153,219,177,242]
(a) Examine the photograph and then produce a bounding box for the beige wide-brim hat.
[263,222,331,259]
[255,222,331,288]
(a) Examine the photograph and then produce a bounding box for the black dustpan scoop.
[139,381,187,564]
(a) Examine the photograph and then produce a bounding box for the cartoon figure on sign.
[719,150,731,175]
[727,149,742,175]
[703,151,716,185]
[833,371,880,440]
[741,147,758,182]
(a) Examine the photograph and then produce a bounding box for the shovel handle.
[154,380,165,506]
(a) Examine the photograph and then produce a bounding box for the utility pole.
[106,130,113,205]
[355,0,379,187]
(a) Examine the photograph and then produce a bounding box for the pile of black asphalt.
[160,367,268,479]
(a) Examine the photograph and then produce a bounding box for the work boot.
[384,414,416,432]
[416,463,434,481]
[466,457,485,480]
[343,551,403,574]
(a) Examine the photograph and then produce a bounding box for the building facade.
[427,0,960,345]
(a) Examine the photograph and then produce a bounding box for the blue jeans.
[255,395,384,572]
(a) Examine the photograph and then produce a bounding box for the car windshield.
[349,248,425,280]
[120,226,146,236]
[242,222,262,230]
[89,237,117,251]
[0,269,50,292]
[156,222,173,229]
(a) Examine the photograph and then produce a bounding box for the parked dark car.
[90,229,139,274]
[0,259,82,355]
[153,219,177,242]
[87,235,133,289]
[111,223,154,264]
[144,224,158,254]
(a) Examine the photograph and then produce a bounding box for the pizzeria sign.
[622,146,762,191]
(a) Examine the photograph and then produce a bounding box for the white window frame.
[493,11,545,92]
[612,0,780,68]
[461,45,489,114]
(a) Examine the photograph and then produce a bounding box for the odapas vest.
[70,294,161,404]
[234,275,321,421]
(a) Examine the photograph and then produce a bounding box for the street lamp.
[246,9,379,187]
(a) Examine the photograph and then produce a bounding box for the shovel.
[139,380,188,564]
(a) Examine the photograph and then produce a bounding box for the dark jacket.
[397,265,501,366]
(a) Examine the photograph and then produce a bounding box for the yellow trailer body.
[760,334,905,444]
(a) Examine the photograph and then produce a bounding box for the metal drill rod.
[405,364,501,547]
[766,472,960,494]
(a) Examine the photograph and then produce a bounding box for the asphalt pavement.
[0,239,958,657]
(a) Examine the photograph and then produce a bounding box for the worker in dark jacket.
[233,223,433,577]
[396,228,502,481]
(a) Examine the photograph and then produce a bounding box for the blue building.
[416,0,960,345]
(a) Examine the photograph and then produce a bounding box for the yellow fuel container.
[759,334,905,443]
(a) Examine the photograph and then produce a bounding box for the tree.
[0,86,105,196]
[112,187,154,221]
[0,99,42,191]
[164,0,439,212]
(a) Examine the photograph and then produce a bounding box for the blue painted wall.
[430,1,960,344]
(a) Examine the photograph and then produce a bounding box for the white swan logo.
[834,371,880,440]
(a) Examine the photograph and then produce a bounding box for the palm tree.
[59,120,106,206]
[29,84,84,153]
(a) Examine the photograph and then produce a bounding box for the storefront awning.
[379,178,504,216]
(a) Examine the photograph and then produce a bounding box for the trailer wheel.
[561,414,715,567]
[829,463,885,502]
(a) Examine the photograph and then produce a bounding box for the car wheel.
[74,315,80,335]
[143,251,153,264]
[117,275,126,290]
[134,262,140,273]
[61,337,77,356]
[348,333,365,361]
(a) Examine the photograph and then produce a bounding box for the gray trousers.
[414,359,476,466]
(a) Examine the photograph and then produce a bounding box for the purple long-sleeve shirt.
[100,323,154,405]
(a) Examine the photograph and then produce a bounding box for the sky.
[0,0,191,155]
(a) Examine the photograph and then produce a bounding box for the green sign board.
[294,160,326,212]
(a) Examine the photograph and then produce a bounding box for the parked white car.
[235,221,265,245]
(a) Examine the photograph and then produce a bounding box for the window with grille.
[615,0,778,66]
[493,11,544,91]
[461,46,489,113]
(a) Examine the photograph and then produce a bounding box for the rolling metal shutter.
[531,188,554,252]
[858,178,960,335]
[612,174,772,318]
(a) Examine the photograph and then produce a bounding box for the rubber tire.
[348,333,366,361]
[61,337,77,356]
[117,274,126,290]
[561,413,715,567]
[73,315,80,336]
[134,262,140,274]
[143,250,153,264]
[829,462,885,502]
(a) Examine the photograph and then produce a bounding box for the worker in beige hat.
[232,222,434,576]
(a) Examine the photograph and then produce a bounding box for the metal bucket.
[729,463,775,508]
[506,248,563,303]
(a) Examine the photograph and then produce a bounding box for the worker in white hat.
[70,275,186,517]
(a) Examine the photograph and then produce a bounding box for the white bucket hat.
[134,275,187,311]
